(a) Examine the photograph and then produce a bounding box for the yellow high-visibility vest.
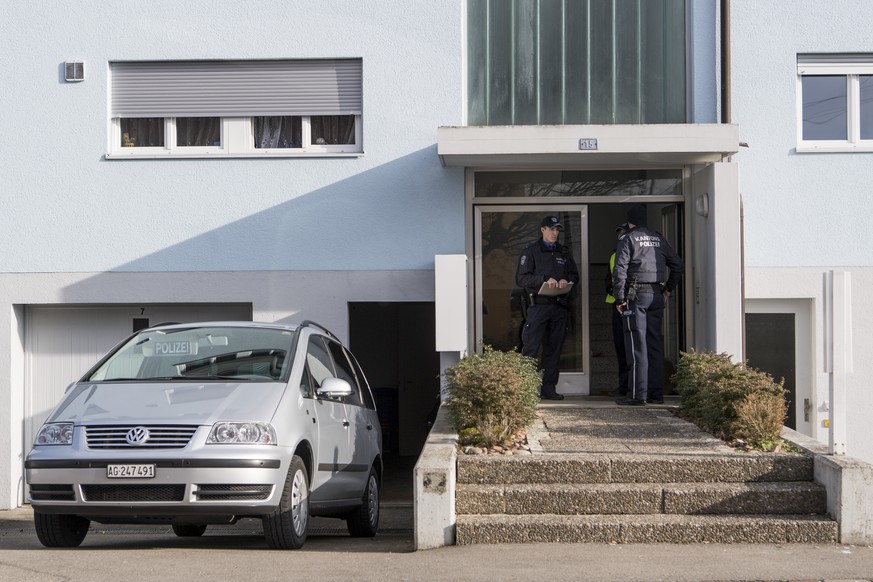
[605,251,616,304]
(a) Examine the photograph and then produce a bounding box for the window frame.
[108,115,362,159]
[796,55,873,152]
[107,58,364,159]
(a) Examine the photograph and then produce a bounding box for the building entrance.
[470,169,687,397]
[475,206,590,394]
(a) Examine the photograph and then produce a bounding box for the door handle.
[343,420,350,428]
[366,424,373,431]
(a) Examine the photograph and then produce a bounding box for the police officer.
[516,216,580,401]
[612,204,684,406]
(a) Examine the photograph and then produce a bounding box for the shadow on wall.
[75,145,462,275]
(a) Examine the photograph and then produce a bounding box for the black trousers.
[611,307,629,395]
[621,291,665,402]
[521,303,569,395]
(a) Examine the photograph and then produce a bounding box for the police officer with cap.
[516,215,580,400]
[612,204,684,405]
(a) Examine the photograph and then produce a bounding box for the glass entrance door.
[474,206,589,394]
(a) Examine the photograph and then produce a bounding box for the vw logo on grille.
[125,427,150,446]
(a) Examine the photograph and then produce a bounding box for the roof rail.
[298,320,339,340]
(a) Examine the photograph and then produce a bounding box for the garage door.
[24,304,251,451]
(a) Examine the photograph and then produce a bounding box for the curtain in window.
[176,117,220,147]
[254,116,302,148]
[120,118,164,147]
[311,115,355,145]
[467,0,686,125]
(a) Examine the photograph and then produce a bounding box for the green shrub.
[672,351,787,445]
[445,346,540,447]
[732,391,788,448]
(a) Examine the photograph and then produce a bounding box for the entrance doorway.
[475,206,590,394]
[473,202,685,398]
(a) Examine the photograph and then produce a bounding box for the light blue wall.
[732,0,873,267]
[1,1,465,273]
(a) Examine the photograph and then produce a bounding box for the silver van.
[25,321,382,549]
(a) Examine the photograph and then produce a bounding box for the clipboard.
[537,281,574,297]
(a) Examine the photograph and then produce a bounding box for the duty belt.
[634,282,663,293]
[533,296,560,305]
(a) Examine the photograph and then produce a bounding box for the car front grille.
[82,484,186,502]
[195,484,273,501]
[85,425,198,449]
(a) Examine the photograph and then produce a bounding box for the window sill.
[796,143,873,153]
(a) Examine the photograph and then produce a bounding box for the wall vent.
[64,61,84,82]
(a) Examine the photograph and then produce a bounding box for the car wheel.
[172,524,207,537]
[263,455,309,549]
[346,466,379,537]
[33,511,90,548]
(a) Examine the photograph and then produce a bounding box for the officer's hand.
[546,277,558,289]
[558,279,569,289]
[662,290,670,300]
[616,302,627,314]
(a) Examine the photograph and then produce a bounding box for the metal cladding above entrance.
[436,124,740,169]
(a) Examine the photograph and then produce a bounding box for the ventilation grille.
[30,484,75,501]
[195,484,273,501]
[65,61,84,82]
[82,484,185,502]
[85,425,197,449]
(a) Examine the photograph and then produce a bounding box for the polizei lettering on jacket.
[633,234,661,247]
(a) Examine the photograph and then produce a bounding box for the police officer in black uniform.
[515,216,580,401]
[612,204,684,406]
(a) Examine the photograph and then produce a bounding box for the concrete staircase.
[455,453,838,544]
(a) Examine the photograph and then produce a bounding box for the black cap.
[540,216,563,230]
[626,204,647,227]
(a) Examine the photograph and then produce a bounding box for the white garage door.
[24,304,252,451]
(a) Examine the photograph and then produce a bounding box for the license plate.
[106,464,155,479]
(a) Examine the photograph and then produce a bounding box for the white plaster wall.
[731,0,873,267]
[1,1,465,273]
[733,1,873,466]
[745,267,873,466]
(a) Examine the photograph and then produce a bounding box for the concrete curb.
[413,405,457,550]
[782,426,873,544]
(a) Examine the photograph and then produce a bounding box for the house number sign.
[578,138,598,150]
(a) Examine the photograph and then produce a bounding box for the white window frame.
[108,116,362,159]
[796,55,873,152]
[107,59,364,159]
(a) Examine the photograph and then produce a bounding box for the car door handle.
[343,420,350,428]
[366,424,373,431]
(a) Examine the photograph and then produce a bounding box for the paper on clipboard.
[537,281,574,296]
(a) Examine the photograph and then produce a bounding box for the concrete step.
[457,481,827,516]
[455,513,838,544]
[457,454,814,485]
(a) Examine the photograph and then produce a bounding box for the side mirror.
[316,377,353,398]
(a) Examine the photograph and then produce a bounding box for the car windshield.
[84,326,296,382]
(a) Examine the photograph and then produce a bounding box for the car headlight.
[35,423,74,445]
[207,422,277,445]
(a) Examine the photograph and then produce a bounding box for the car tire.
[346,466,379,538]
[263,455,309,549]
[172,524,207,537]
[33,512,90,548]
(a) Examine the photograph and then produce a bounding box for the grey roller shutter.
[111,59,362,117]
